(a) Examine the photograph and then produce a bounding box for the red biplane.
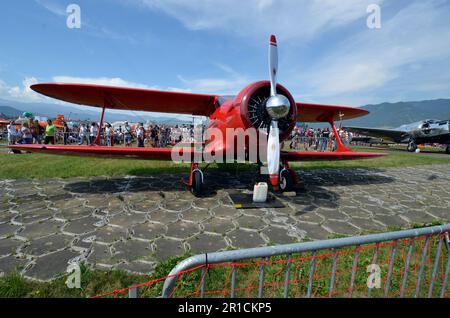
[7,35,385,196]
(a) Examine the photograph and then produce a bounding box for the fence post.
[129,287,139,298]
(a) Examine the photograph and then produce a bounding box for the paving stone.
[166,221,200,240]
[227,229,265,249]
[187,234,228,253]
[202,217,235,234]
[339,206,372,218]
[95,226,128,244]
[0,223,20,238]
[181,209,211,223]
[147,209,179,224]
[0,256,28,274]
[425,206,450,220]
[350,217,386,232]
[261,226,298,244]
[131,222,167,241]
[322,220,360,235]
[22,234,73,256]
[57,207,94,220]
[0,239,23,256]
[0,212,14,225]
[13,209,54,225]
[211,205,240,219]
[295,222,331,240]
[25,250,81,281]
[129,201,159,213]
[88,243,117,266]
[235,215,266,231]
[373,214,410,228]
[162,201,192,212]
[115,261,156,275]
[109,213,146,229]
[402,210,438,225]
[52,198,85,210]
[153,238,186,261]
[113,240,153,262]
[18,221,61,240]
[291,211,324,224]
[315,208,349,222]
[63,217,98,235]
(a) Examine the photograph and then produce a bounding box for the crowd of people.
[3,118,354,153]
[288,126,353,152]
[5,119,58,146]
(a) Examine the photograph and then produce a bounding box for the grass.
[0,146,449,179]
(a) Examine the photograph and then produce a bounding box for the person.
[321,128,330,152]
[89,122,98,145]
[63,122,69,145]
[136,123,146,148]
[78,124,88,145]
[123,121,132,147]
[19,122,33,144]
[105,123,114,146]
[31,120,41,144]
[44,119,56,144]
[7,121,18,145]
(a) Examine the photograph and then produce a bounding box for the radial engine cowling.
[235,81,297,141]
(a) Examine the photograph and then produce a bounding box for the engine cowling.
[236,81,297,141]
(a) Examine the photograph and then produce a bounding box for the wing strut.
[93,98,107,146]
[329,116,351,152]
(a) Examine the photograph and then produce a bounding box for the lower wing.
[5,144,385,162]
[281,151,386,162]
[345,127,408,142]
[5,144,197,161]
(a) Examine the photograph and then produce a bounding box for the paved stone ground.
[0,164,449,281]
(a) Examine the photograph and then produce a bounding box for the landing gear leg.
[279,161,298,192]
[407,141,417,152]
[189,162,204,197]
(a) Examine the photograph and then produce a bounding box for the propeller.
[265,35,291,187]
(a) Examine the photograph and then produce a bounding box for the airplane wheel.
[190,170,203,197]
[279,170,294,192]
[407,141,417,152]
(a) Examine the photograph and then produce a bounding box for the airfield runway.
[0,164,449,281]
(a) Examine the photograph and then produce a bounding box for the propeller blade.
[267,120,280,186]
[269,34,278,97]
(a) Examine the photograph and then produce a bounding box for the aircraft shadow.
[63,168,394,207]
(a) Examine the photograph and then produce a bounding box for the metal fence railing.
[159,224,449,298]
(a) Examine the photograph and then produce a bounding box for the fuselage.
[396,119,450,144]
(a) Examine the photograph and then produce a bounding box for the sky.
[1,0,450,114]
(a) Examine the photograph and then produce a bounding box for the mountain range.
[1,98,449,128]
[0,98,194,125]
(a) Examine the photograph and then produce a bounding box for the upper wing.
[296,102,369,122]
[31,83,219,116]
[345,127,408,142]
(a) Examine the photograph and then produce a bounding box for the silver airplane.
[346,119,450,154]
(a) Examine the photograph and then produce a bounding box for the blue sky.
[1,0,450,111]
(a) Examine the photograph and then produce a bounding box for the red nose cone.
[270,34,277,46]
[269,174,279,186]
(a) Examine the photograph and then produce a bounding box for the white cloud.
[292,0,450,104]
[0,77,44,102]
[177,64,252,94]
[129,0,384,40]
